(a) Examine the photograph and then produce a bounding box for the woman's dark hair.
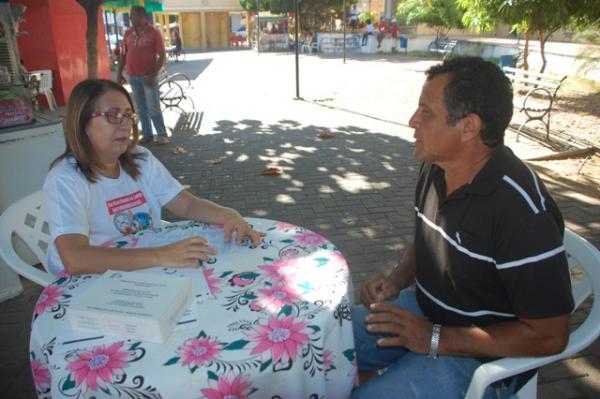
[51,79,144,182]
[426,57,513,148]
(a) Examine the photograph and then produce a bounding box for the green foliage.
[458,0,600,35]
[359,11,378,25]
[458,0,600,72]
[397,0,464,38]
[574,29,600,45]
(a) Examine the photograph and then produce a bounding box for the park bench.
[503,66,567,141]
[428,39,457,58]
[158,70,195,113]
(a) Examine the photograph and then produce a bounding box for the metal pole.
[343,0,346,64]
[114,10,120,46]
[294,0,300,99]
[256,1,260,55]
[104,10,112,54]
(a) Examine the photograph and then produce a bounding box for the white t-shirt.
[43,146,183,275]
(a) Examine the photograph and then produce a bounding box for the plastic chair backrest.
[0,190,53,287]
[464,229,600,399]
[29,69,52,93]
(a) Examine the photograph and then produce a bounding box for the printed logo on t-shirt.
[106,191,154,235]
[113,210,153,235]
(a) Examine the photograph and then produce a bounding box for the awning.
[103,1,164,12]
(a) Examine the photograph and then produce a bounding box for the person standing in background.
[117,6,170,145]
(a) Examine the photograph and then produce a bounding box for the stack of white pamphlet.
[69,270,192,343]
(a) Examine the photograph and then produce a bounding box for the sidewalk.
[1,50,598,398]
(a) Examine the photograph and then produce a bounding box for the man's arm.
[360,242,416,306]
[366,304,570,358]
[116,48,127,84]
[145,31,166,84]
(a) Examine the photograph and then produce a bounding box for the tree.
[239,0,356,32]
[76,0,107,79]
[396,0,464,41]
[459,0,600,72]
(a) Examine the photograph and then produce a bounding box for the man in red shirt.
[376,18,388,49]
[117,6,169,145]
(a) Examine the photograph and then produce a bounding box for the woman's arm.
[164,190,262,245]
[55,233,215,275]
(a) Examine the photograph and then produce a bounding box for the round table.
[30,218,357,398]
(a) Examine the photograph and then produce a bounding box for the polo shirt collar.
[467,145,513,196]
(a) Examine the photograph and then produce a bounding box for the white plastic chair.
[28,69,57,110]
[0,190,53,287]
[465,229,600,399]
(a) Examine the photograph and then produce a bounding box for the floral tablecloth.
[30,218,357,399]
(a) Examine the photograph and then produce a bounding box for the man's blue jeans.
[128,76,168,140]
[352,289,514,399]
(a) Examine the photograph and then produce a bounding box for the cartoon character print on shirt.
[114,209,154,235]
[107,190,153,236]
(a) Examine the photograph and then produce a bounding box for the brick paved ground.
[1,51,598,398]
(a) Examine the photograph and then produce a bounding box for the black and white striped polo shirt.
[414,146,574,327]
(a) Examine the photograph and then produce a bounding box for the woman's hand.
[222,210,263,246]
[158,236,216,267]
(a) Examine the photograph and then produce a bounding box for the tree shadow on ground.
[556,91,600,118]
[157,118,600,288]
[164,58,213,81]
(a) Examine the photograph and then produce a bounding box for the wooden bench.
[503,66,567,141]
[158,70,195,113]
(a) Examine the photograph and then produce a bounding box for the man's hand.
[222,212,263,246]
[360,273,401,306]
[116,73,127,85]
[158,236,216,267]
[366,303,433,354]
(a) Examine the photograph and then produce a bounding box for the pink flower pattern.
[178,337,221,368]
[256,285,299,312]
[31,358,51,391]
[66,341,129,391]
[247,316,309,364]
[275,222,297,231]
[34,285,64,316]
[33,221,353,397]
[258,258,299,281]
[292,232,327,247]
[200,374,253,399]
[203,268,222,295]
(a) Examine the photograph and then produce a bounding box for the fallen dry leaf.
[210,159,223,165]
[317,132,335,139]
[259,167,282,176]
[171,146,187,155]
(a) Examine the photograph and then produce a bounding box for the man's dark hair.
[130,6,147,17]
[425,57,513,148]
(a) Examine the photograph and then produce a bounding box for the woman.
[43,79,261,275]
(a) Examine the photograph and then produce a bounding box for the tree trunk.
[77,0,102,79]
[539,30,547,74]
[522,30,530,71]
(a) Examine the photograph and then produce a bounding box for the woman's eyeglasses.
[90,110,138,125]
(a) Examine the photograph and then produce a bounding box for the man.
[352,57,574,399]
[376,18,388,49]
[350,5,359,32]
[117,6,170,145]
[361,20,374,46]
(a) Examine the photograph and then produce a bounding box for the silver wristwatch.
[428,324,442,359]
